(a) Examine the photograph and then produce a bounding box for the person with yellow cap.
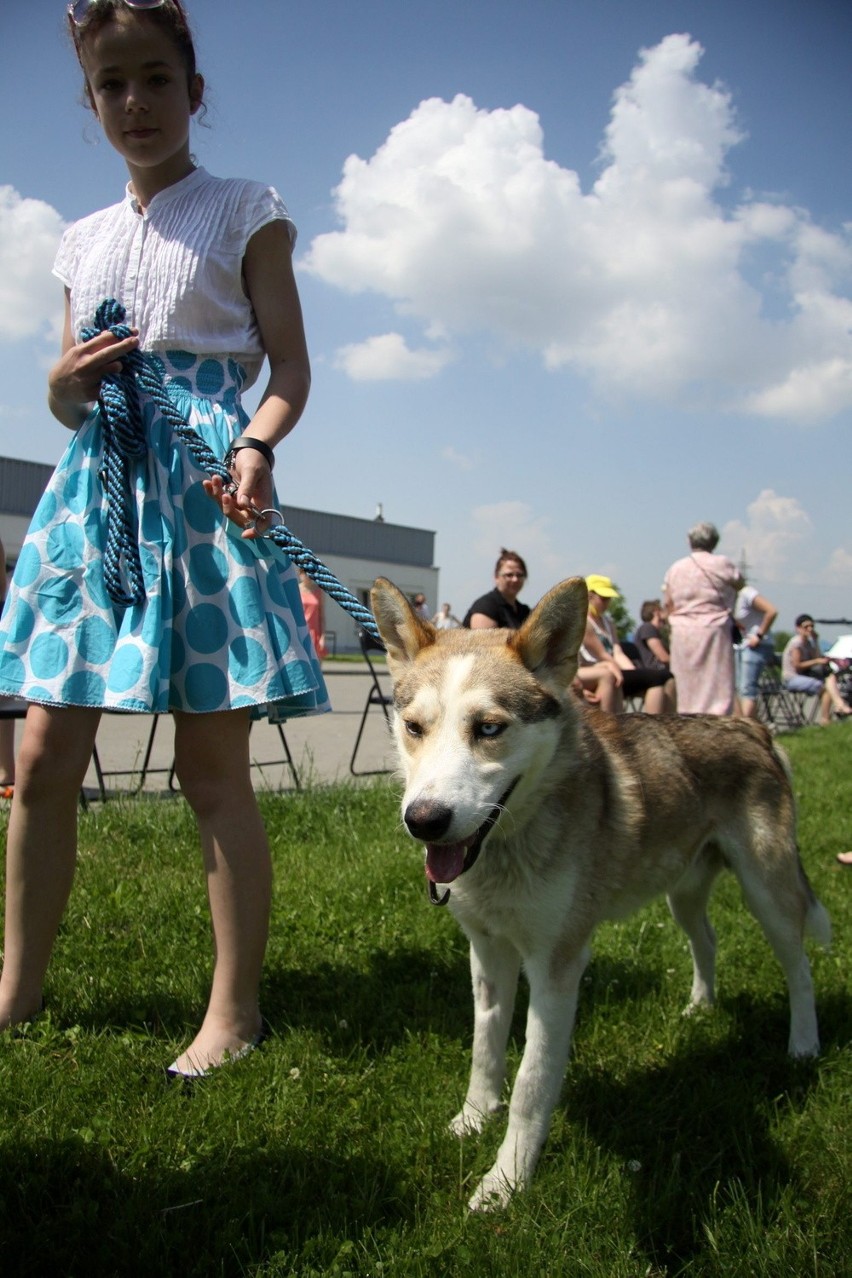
[580,575,675,714]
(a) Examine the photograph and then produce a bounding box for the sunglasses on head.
[68,0,180,25]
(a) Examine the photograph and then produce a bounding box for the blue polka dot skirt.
[0,353,330,719]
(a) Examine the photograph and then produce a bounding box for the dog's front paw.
[681,996,713,1019]
[449,1099,502,1138]
[468,1166,515,1212]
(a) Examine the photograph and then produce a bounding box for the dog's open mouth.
[424,835,480,886]
[424,781,518,887]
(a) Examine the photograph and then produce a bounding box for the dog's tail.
[804,884,832,950]
[772,740,795,799]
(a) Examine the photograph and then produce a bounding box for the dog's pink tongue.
[425,843,468,884]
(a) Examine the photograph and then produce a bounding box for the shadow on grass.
[59,944,475,1053]
[559,1008,829,1274]
[269,945,477,1048]
[0,1133,407,1277]
[62,949,672,1065]
[581,952,665,1004]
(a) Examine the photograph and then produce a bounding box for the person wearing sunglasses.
[781,615,852,725]
[0,0,330,1079]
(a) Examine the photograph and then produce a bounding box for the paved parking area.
[3,662,397,799]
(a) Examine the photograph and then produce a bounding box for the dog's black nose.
[405,799,453,842]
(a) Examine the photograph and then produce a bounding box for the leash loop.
[83,300,381,638]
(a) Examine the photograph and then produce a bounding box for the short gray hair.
[687,521,719,552]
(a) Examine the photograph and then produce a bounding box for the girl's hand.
[49,328,139,419]
[203,448,276,540]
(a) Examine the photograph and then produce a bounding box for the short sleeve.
[240,184,297,252]
[53,222,79,289]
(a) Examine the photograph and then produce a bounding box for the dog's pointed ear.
[511,577,588,688]
[370,577,436,674]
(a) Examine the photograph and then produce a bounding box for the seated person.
[634,599,672,671]
[782,614,852,725]
[463,549,530,630]
[581,577,675,714]
[575,630,624,713]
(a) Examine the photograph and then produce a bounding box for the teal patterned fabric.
[0,353,329,719]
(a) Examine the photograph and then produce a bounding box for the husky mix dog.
[370,576,830,1211]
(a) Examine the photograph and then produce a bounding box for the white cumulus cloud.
[470,500,564,589]
[721,489,813,584]
[441,444,475,471]
[333,332,454,381]
[0,186,66,344]
[825,546,852,584]
[304,34,852,422]
[744,357,852,424]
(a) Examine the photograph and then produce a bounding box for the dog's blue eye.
[477,722,505,739]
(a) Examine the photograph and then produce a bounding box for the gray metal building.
[0,456,437,652]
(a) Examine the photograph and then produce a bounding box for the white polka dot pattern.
[0,354,329,719]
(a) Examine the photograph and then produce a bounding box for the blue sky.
[2,0,851,638]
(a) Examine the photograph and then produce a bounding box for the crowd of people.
[455,533,852,728]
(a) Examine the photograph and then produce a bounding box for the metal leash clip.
[221,480,284,535]
[246,505,285,534]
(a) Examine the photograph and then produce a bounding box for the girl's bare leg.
[169,708,271,1074]
[0,704,101,1028]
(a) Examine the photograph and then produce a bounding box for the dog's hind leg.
[667,847,724,1013]
[450,930,521,1139]
[733,851,823,1058]
[468,944,589,1212]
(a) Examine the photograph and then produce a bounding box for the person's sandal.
[165,1018,269,1082]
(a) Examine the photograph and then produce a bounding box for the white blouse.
[53,167,296,391]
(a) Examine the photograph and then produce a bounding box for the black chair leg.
[90,742,108,802]
[135,714,161,792]
[349,705,373,775]
[275,723,301,790]
[168,720,300,791]
[350,700,391,776]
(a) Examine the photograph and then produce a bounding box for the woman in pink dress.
[298,569,326,659]
[663,522,744,715]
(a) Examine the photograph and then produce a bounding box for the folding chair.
[350,628,394,775]
[618,639,647,713]
[93,713,300,798]
[91,713,164,799]
[755,660,815,732]
[245,720,301,791]
[165,719,301,793]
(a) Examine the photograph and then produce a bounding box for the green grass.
[1,725,851,1277]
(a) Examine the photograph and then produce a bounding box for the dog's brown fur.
[371,575,830,1210]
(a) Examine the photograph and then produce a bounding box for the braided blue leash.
[85,299,381,640]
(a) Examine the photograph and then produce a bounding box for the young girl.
[0,0,329,1078]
